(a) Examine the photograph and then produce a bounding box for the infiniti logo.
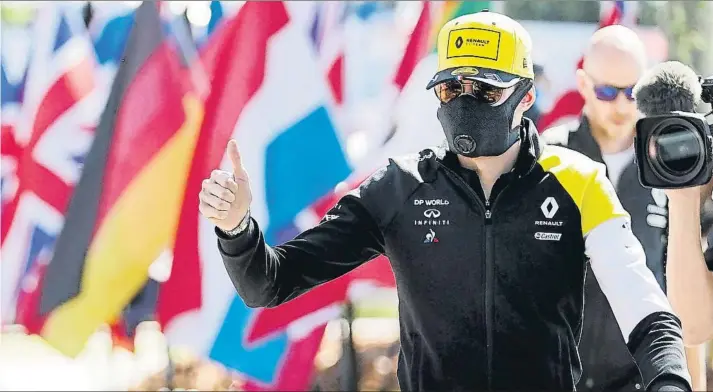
[424,209,441,218]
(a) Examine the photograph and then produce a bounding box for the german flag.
[38,1,203,356]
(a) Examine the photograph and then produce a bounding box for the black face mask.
[436,80,533,157]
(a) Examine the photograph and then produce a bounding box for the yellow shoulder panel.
[538,145,628,235]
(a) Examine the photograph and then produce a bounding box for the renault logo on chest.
[540,197,559,219]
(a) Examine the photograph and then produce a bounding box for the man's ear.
[575,68,589,96]
[519,86,536,111]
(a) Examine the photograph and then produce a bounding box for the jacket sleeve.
[216,166,392,309]
[581,165,692,390]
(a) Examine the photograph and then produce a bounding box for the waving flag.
[37,1,203,357]
[157,0,290,342]
[1,4,99,328]
[160,3,357,390]
[537,1,638,130]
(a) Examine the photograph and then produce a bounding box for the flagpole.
[339,301,359,391]
[164,343,175,390]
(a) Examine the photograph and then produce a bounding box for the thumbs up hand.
[199,140,252,232]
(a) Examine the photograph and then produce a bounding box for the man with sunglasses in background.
[200,11,691,391]
[542,25,688,391]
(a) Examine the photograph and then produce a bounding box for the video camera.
[634,74,713,189]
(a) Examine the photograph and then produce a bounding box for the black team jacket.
[216,120,691,391]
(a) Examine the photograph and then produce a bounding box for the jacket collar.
[514,117,543,175]
[567,116,605,163]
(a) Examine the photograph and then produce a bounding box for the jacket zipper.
[484,199,494,389]
[437,163,511,390]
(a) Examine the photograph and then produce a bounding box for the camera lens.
[647,118,705,183]
[655,126,700,174]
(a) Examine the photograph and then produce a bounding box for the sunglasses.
[593,84,635,102]
[584,73,634,102]
[434,78,513,106]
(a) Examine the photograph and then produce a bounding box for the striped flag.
[1,4,99,329]
[537,1,638,130]
[158,3,357,390]
[37,1,204,357]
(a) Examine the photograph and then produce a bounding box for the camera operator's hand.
[665,186,702,207]
[199,140,252,232]
[665,178,713,349]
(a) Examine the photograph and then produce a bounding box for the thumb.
[227,139,242,174]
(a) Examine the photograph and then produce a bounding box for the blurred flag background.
[0,1,711,391]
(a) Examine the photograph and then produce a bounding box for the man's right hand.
[199,140,252,232]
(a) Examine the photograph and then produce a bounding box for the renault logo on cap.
[451,67,480,76]
[455,36,463,48]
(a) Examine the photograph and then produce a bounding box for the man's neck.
[458,141,521,199]
[589,122,634,155]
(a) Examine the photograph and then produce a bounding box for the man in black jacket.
[199,11,691,392]
[541,25,699,391]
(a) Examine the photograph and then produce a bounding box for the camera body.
[634,112,713,188]
[634,77,713,189]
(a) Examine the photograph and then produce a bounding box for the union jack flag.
[537,0,639,130]
[1,4,99,328]
[0,36,27,209]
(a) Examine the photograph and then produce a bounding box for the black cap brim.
[426,66,523,89]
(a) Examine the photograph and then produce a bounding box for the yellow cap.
[426,10,534,89]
